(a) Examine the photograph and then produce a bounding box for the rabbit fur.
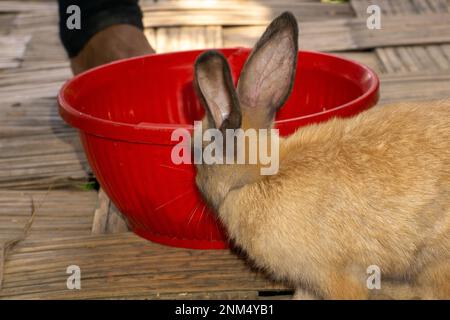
[193,12,450,299]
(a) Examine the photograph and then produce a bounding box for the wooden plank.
[0,1,57,13]
[142,0,355,27]
[0,62,67,105]
[0,58,66,105]
[0,35,30,69]
[379,73,450,104]
[333,51,384,74]
[0,81,62,105]
[91,189,109,235]
[144,28,157,49]
[0,190,97,242]
[0,132,90,190]
[0,14,16,35]
[151,26,223,53]
[91,189,129,235]
[11,13,58,36]
[0,98,73,138]
[0,65,70,88]
[0,233,288,299]
[376,47,408,73]
[0,56,87,189]
[351,0,448,15]
[224,13,450,51]
[20,27,68,68]
[103,203,129,233]
[351,0,450,74]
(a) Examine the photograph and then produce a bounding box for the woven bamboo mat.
[0,0,450,299]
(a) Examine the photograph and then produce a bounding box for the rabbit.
[193,11,450,300]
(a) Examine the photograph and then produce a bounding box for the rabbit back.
[220,100,450,285]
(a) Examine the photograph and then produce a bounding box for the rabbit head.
[193,12,298,211]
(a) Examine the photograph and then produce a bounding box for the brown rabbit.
[193,12,450,299]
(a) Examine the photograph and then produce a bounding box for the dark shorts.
[58,0,144,58]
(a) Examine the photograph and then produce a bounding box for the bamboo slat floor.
[0,233,288,299]
[0,0,450,299]
[141,0,355,27]
[0,35,30,69]
[351,0,450,74]
[380,73,450,104]
[223,13,450,51]
[0,190,97,242]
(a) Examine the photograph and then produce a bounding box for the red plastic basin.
[58,48,379,249]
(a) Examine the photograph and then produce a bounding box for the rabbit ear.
[194,50,241,130]
[237,11,298,128]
